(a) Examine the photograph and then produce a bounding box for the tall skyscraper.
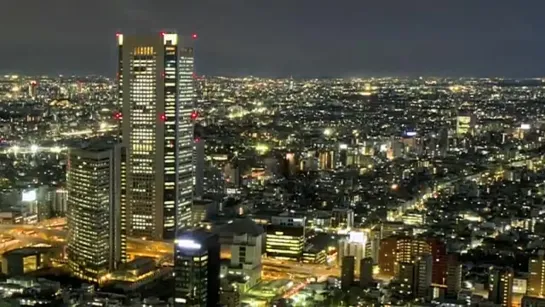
[529,250,545,298]
[174,229,220,307]
[66,142,126,283]
[117,32,195,240]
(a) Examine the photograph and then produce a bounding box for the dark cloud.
[0,0,544,77]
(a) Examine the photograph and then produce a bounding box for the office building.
[456,111,475,136]
[341,256,355,291]
[359,257,373,287]
[67,142,126,283]
[489,267,513,307]
[2,247,57,276]
[117,32,195,240]
[224,230,263,291]
[266,214,305,261]
[529,250,545,298]
[174,229,220,307]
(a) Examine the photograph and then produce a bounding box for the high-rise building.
[397,255,432,299]
[456,110,475,136]
[225,230,263,291]
[174,229,220,307]
[489,267,513,307]
[528,250,545,298]
[338,231,367,274]
[51,188,68,217]
[414,254,433,299]
[398,262,415,297]
[341,256,355,291]
[66,142,126,283]
[117,32,195,240]
[428,238,447,285]
[446,254,462,298]
[379,236,431,278]
[359,257,374,287]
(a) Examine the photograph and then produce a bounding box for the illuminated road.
[0,220,342,283]
[389,154,545,219]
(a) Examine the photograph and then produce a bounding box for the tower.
[66,141,126,283]
[117,32,195,240]
[174,229,220,307]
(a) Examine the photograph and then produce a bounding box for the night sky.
[2,0,545,77]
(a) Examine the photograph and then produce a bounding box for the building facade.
[117,32,195,240]
[174,229,220,307]
[66,143,126,283]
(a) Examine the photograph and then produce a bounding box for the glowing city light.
[190,111,199,120]
[30,145,39,153]
[176,239,201,249]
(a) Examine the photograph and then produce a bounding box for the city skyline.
[2,0,545,77]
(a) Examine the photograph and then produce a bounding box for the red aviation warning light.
[114,112,122,120]
[190,111,199,120]
[194,137,201,143]
[160,113,167,122]
[192,33,198,40]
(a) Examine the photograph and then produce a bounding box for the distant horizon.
[2,71,545,81]
[2,1,545,78]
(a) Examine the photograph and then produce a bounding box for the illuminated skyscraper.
[66,142,126,283]
[117,32,195,240]
[174,229,220,307]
